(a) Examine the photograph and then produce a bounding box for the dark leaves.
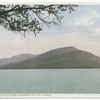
[0,4,78,37]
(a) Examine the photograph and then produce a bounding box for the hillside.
[0,54,37,65]
[1,46,100,69]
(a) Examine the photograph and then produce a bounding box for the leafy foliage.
[0,5,78,36]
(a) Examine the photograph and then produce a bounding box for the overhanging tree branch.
[0,4,78,36]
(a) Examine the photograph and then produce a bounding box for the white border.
[0,0,100,4]
[0,0,100,99]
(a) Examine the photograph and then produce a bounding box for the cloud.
[91,10,100,18]
[0,5,100,58]
[74,15,95,26]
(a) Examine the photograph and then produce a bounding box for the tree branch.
[0,5,54,15]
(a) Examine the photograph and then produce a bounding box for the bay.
[0,69,100,93]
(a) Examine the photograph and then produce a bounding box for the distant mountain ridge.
[1,46,100,69]
[0,54,37,65]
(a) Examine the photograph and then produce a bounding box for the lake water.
[0,69,100,93]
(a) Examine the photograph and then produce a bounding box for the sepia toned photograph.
[0,3,100,98]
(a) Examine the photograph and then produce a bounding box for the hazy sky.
[0,5,100,58]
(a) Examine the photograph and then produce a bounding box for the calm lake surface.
[0,69,100,93]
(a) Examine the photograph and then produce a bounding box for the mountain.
[0,54,37,65]
[1,46,100,69]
